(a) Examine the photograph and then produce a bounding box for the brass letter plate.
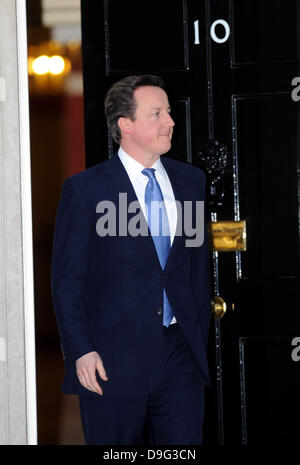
[208,220,247,252]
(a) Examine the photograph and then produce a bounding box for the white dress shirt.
[118,146,177,324]
[118,147,178,244]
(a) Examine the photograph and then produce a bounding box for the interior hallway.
[36,348,85,444]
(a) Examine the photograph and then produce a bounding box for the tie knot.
[142,168,157,181]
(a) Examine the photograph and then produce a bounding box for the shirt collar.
[118,147,167,182]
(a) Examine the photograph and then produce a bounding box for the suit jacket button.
[157,307,163,315]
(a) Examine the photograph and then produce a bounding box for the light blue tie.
[142,168,174,327]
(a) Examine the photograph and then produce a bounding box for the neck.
[120,145,160,168]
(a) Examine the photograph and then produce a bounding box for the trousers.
[79,323,205,445]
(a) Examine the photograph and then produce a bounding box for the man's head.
[104,75,174,164]
[104,75,165,144]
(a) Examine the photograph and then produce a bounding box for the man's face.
[123,85,175,160]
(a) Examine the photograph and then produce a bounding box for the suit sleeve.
[190,170,212,347]
[51,178,95,363]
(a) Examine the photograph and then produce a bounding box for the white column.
[0,0,37,444]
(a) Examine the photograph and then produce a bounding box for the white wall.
[0,0,37,444]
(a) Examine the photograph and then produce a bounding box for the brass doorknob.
[211,296,227,318]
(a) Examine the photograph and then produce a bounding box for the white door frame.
[16,0,37,445]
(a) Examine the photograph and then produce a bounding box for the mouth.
[160,135,172,144]
[160,131,173,140]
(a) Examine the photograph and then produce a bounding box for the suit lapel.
[103,154,161,267]
[103,153,140,207]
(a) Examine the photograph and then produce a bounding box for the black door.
[204,0,300,445]
[81,0,300,445]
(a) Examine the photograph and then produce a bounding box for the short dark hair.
[104,74,165,144]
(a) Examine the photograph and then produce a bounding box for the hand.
[76,351,108,395]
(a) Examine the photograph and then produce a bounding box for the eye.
[152,112,160,118]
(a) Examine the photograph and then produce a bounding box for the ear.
[118,117,133,136]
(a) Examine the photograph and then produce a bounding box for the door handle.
[211,296,227,318]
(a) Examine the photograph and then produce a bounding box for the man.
[51,74,211,445]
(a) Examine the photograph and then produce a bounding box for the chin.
[153,140,172,157]
[160,147,171,156]
[162,142,172,153]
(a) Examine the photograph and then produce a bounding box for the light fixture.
[48,55,65,75]
[32,55,50,75]
[29,55,71,76]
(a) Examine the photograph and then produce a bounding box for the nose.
[164,112,175,127]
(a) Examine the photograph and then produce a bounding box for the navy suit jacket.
[51,153,211,396]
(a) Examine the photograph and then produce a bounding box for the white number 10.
[193,19,230,45]
[210,19,230,44]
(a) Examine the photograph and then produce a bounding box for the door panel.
[104,0,189,73]
[231,0,299,65]
[233,94,300,279]
[240,337,300,443]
